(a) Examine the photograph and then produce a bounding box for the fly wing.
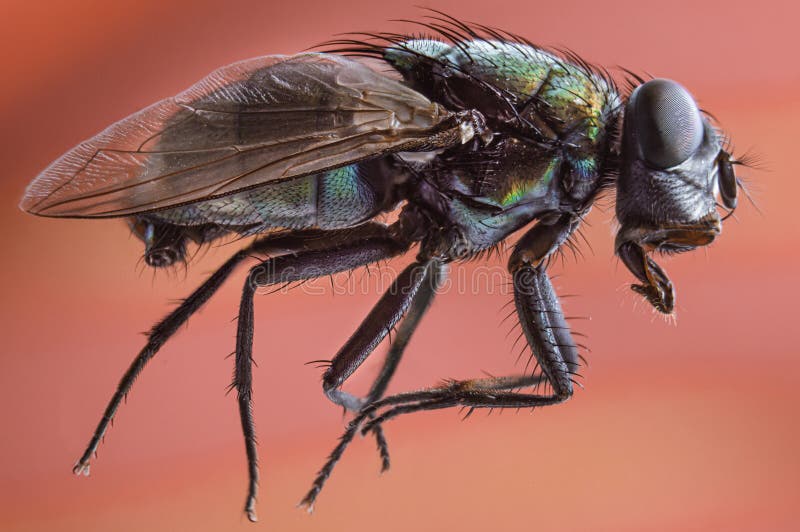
[21,53,451,217]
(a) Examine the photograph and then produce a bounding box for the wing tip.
[19,174,98,218]
[19,196,65,217]
[19,186,46,216]
[19,172,66,217]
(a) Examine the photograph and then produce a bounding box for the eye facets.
[632,78,703,169]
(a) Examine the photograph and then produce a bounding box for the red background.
[1,1,797,530]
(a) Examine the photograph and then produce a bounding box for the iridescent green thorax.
[385,38,620,215]
[386,38,619,144]
[499,157,561,207]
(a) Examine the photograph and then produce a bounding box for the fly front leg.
[302,214,583,507]
[359,373,551,432]
[233,226,411,521]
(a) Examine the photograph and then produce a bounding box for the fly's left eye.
[631,79,703,169]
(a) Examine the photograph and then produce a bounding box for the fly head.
[615,78,739,314]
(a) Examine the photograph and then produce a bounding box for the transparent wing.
[21,53,451,217]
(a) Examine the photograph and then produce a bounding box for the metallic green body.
[152,160,392,233]
[144,38,622,257]
[383,39,621,253]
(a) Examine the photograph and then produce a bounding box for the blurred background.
[1,1,797,530]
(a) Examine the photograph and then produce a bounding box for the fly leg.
[298,259,447,511]
[234,227,412,521]
[71,248,249,478]
[362,266,580,434]
[356,373,550,431]
[324,259,447,474]
[322,260,446,412]
[301,215,582,506]
[70,224,396,485]
[366,260,447,405]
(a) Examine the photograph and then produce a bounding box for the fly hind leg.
[70,223,406,519]
[70,227,346,477]
[233,225,413,521]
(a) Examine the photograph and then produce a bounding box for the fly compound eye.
[631,79,703,169]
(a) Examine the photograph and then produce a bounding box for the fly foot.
[245,497,258,522]
[72,460,91,476]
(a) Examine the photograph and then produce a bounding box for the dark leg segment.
[322,259,446,411]
[73,247,250,476]
[235,282,259,521]
[299,260,446,511]
[367,261,447,403]
[361,374,550,432]
[364,262,446,471]
[234,230,410,521]
[364,260,448,473]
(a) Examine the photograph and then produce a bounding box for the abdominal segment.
[149,159,395,233]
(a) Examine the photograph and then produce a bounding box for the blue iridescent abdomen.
[152,159,396,233]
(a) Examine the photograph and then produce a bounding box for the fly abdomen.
[149,158,397,235]
[315,162,387,228]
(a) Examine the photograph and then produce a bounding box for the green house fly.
[20,12,746,522]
